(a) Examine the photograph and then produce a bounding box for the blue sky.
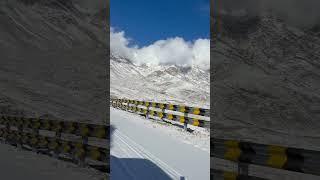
[111,0,210,47]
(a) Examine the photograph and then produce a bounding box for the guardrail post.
[53,130,62,159]
[77,136,88,167]
[183,112,188,131]
[146,103,150,119]
[17,122,23,149]
[4,119,10,144]
[161,108,165,121]
[126,100,130,111]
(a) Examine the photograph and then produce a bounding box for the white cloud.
[110,27,210,70]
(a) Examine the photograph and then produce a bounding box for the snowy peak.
[110,54,133,64]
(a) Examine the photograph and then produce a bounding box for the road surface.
[110,107,210,180]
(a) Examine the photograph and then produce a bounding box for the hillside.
[0,0,107,123]
[212,11,320,150]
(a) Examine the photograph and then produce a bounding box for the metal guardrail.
[0,114,109,173]
[110,98,210,130]
[212,138,320,178]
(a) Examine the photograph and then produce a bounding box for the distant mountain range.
[110,54,210,108]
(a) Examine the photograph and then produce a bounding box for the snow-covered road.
[110,107,210,180]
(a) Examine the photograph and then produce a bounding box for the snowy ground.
[0,143,105,180]
[110,107,210,180]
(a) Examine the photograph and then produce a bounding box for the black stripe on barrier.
[212,138,320,176]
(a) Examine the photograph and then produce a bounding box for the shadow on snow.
[110,124,173,180]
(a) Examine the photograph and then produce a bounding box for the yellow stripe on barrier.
[143,109,148,115]
[267,145,287,168]
[180,106,186,113]
[193,119,200,126]
[159,103,164,109]
[224,140,241,161]
[80,125,89,136]
[193,108,200,115]
[168,104,174,110]
[224,171,237,180]
[167,114,173,120]
[62,142,71,153]
[74,142,86,158]
[158,112,163,118]
[179,116,185,123]
[152,102,156,107]
[89,147,101,160]
[94,127,106,138]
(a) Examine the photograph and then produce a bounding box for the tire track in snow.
[113,129,185,180]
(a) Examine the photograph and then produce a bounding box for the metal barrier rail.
[111,98,210,116]
[0,128,108,162]
[212,138,320,177]
[0,116,108,139]
[0,115,109,173]
[110,98,210,129]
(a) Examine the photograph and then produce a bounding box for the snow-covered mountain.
[212,11,320,150]
[110,54,210,108]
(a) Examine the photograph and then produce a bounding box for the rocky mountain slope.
[212,12,320,150]
[0,0,107,123]
[110,54,210,108]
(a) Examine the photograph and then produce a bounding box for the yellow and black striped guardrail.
[0,114,109,173]
[111,98,210,116]
[110,98,210,129]
[0,116,108,139]
[212,138,320,177]
[0,128,108,162]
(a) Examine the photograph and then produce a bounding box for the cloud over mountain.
[216,0,320,27]
[110,28,210,70]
